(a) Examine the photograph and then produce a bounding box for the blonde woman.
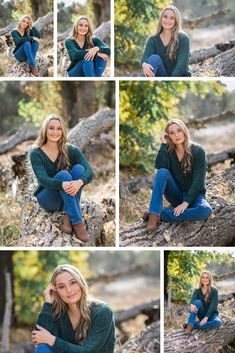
[32,264,116,352]
[64,16,110,77]
[30,115,94,242]
[184,271,221,334]
[144,119,212,232]
[141,5,191,77]
[11,15,41,76]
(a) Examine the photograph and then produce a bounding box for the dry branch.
[214,271,235,281]
[187,110,235,129]
[183,9,229,29]
[218,292,235,303]
[190,40,235,65]
[0,127,37,155]
[120,165,235,247]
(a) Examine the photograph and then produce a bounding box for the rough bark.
[92,0,110,25]
[120,165,235,247]
[0,127,37,155]
[115,321,160,353]
[115,299,160,327]
[183,9,229,29]
[187,110,235,129]
[218,292,235,303]
[1,272,12,353]
[31,0,48,19]
[190,40,235,65]
[0,252,14,323]
[164,318,235,353]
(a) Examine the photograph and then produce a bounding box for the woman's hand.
[62,180,84,196]
[160,131,169,144]
[84,46,100,60]
[142,62,155,77]
[199,317,208,326]
[97,52,109,61]
[190,304,198,313]
[43,284,57,304]
[33,37,40,43]
[174,201,189,217]
[32,325,55,347]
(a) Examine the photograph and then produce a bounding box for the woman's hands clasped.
[62,179,84,197]
[142,62,155,77]
[84,46,100,60]
[32,325,55,347]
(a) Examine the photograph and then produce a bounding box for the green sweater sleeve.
[53,305,114,353]
[190,289,199,304]
[65,39,87,61]
[36,302,58,335]
[69,145,94,185]
[11,29,33,46]
[206,288,218,318]
[31,27,42,38]
[171,33,190,77]
[30,150,63,190]
[141,36,155,65]
[183,147,206,204]
[92,37,110,55]
[154,143,170,170]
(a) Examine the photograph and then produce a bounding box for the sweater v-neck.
[158,34,170,48]
[39,147,59,164]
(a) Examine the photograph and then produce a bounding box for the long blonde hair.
[17,15,32,35]
[156,5,182,60]
[70,15,94,48]
[165,119,192,175]
[50,264,95,343]
[199,270,213,303]
[36,114,70,171]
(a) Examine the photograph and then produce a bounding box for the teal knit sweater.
[141,32,191,77]
[65,37,111,71]
[36,302,116,353]
[155,143,206,204]
[190,287,219,319]
[11,27,42,53]
[30,144,94,196]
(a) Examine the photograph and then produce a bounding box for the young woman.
[32,264,116,352]
[184,271,222,334]
[144,119,212,232]
[64,16,110,77]
[30,114,94,242]
[11,15,41,77]
[141,5,191,77]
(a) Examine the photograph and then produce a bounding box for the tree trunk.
[0,127,37,155]
[0,252,14,323]
[120,165,235,247]
[1,272,12,353]
[31,0,48,18]
[91,0,110,25]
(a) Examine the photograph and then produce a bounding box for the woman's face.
[161,10,176,30]
[55,271,82,304]
[46,119,63,143]
[167,123,185,145]
[20,17,30,29]
[76,19,89,36]
[201,273,210,286]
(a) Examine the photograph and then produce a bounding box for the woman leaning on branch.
[32,264,116,352]
[11,15,41,77]
[143,119,212,232]
[141,5,191,77]
[30,114,94,242]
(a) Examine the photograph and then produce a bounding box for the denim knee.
[202,204,213,219]
[35,343,52,353]
[148,54,162,65]
[193,299,203,308]
[23,41,31,49]
[71,164,85,179]
[55,170,72,181]
[156,168,171,179]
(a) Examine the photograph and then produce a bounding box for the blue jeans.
[68,56,107,77]
[14,40,39,69]
[147,54,169,77]
[148,168,212,222]
[37,164,84,224]
[35,344,54,353]
[187,299,222,329]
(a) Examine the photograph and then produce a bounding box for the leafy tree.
[167,251,233,304]
[120,80,224,173]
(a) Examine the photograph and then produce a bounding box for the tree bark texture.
[31,0,48,19]
[120,165,235,247]
[190,41,235,65]
[1,272,12,353]
[0,252,14,324]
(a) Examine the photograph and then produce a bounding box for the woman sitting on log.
[141,5,191,77]
[11,15,41,77]
[64,15,110,77]
[184,270,222,334]
[32,264,116,353]
[144,119,212,232]
[30,114,94,242]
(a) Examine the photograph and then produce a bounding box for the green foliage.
[115,0,171,67]
[168,251,233,303]
[120,80,224,173]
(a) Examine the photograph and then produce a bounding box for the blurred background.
[0,250,160,353]
[115,0,235,76]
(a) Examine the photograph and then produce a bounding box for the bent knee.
[148,54,162,64]
[55,170,72,181]
[71,164,85,178]
[23,41,31,48]
[193,299,202,308]
[35,343,52,353]
[201,204,213,219]
[156,168,171,178]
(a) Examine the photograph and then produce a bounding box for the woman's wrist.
[48,334,56,346]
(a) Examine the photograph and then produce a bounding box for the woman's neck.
[43,141,59,151]
[175,144,184,153]
[76,33,85,41]
[68,302,80,315]
[202,284,209,291]
[161,28,172,37]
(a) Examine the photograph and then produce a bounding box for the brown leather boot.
[73,222,89,242]
[185,324,193,334]
[142,211,149,222]
[31,67,39,77]
[146,213,160,232]
[62,214,73,234]
[24,63,31,73]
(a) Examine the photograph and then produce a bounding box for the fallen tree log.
[115,321,160,353]
[120,165,235,247]
[214,271,235,281]
[115,299,160,327]
[187,110,235,129]
[183,9,229,29]
[0,127,37,155]
[218,292,235,303]
[17,108,115,247]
